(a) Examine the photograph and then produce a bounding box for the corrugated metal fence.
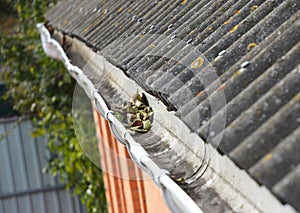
[0,117,86,213]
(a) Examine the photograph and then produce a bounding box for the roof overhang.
[37,23,296,213]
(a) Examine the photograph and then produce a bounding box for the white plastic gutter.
[37,23,203,213]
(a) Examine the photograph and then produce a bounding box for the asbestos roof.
[45,0,300,211]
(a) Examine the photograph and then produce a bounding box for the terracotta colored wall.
[94,110,170,213]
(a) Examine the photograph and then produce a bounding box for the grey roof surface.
[45,0,300,211]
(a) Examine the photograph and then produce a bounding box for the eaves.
[39,0,300,212]
[38,25,295,213]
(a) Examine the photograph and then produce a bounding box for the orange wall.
[94,110,171,213]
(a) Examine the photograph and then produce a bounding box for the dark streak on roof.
[45,0,300,210]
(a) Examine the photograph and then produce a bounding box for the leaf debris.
[121,92,154,133]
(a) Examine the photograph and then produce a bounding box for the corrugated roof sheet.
[0,118,86,213]
[45,0,300,211]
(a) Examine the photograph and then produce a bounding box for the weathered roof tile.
[45,0,300,210]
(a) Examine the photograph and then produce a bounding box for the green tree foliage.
[0,1,107,212]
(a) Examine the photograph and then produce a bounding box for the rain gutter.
[37,23,203,213]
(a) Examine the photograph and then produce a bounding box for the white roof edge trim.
[37,23,203,213]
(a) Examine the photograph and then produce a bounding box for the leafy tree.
[0,1,107,212]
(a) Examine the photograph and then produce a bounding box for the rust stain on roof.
[217,84,226,92]
[251,5,259,12]
[191,57,204,69]
[263,153,273,162]
[247,42,258,51]
[229,24,239,33]
[224,17,232,25]
[224,10,241,25]
[234,10,241,15]
[117,7,123,13]
[180,0,187,5]
[196,90,204,97]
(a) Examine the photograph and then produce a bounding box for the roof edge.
[37,23,203,213]
[39,24,297,213]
